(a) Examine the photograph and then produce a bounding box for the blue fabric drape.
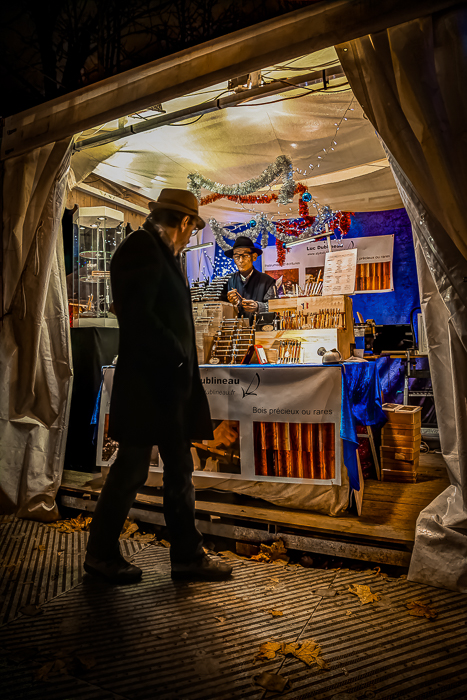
[340,361,386,491]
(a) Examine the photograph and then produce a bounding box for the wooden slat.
[60,472,415,544]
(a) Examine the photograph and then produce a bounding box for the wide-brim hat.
[148,188,205,229]
[225,235,263,258]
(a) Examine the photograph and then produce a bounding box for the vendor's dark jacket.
[220,268,276,320]
[108,219,213,446]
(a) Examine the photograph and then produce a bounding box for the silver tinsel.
[210,206,336,254]
[188,155,295,204]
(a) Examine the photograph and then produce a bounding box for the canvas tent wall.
[1,0,466,591]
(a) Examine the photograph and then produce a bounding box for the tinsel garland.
[188,155,295,205]
[330,211,354,236]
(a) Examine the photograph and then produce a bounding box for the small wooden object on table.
[381,403,421,483]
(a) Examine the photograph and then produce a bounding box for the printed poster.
[96,365,342,486]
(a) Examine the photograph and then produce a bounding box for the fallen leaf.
[34,544,46,551]
[254,671,289,692]
[180,632,188,639]
[120,522,139,539]
[57,551,64,556]
[266,609,283,617]
[269,577,280,584]
[348,584,380,605]
[76,654,96,669]
[251,540,289,564]
[47,514,92,533]
[281,642,299,655]
[406,599,438,620]
[256,641,281,660]
[214,615,226,623]
[159,540,171,548]
[346,610,353,616]
[272,558,289,566]
[399,574,407,580]
[20,604,43,617]
[35,660,55,682]
[132,533,155,542]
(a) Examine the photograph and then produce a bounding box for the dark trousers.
[86,438,204,564]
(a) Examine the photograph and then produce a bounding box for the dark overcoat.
[108,219,213,445]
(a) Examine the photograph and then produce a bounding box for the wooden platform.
[59,452,449,567]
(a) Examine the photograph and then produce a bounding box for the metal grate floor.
[1,538,466,700]
[0,515,145,626]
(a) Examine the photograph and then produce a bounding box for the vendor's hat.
[149,188,205,229]
[225,235,263,258]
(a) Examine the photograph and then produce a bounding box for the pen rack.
[209,317,256,365]
[257,295,355,364]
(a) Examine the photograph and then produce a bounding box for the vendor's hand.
[227,289,242,304]
[241,299,259,313]
[210,421,239,448]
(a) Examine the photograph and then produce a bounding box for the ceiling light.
[151,176,166,182]
[184,242,214,252]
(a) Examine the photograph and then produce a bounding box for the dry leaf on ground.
[406,599,438,620]
[256,641,281,660]
[159,539,171,548]
[346,610,353,616]
[348,584,380,604]
[132,533,155,542]
[266,609,283,617]
[251,540,289,564]
[257,639,327,668]
[47,514,92,533]
[214,615,226,623]
[120,521,139,539]
[76,654,96,669]
[34,545,46,551]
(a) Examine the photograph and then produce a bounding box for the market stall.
[2,0,465,591]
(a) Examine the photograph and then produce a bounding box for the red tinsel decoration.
[330,211,354,236]
[276,240,286,266]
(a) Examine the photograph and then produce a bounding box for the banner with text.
[263,234,394,294]
[97,366,342,485]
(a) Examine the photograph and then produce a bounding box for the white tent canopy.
[72,49,402,219]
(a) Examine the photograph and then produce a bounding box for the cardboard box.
[382,404,422,426]
[381,434,422,449]
[381,445,420,461]
[382,468,417,483]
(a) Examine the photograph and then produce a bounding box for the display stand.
[257,295,354,363]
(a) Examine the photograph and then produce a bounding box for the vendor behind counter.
[220,236,277,323]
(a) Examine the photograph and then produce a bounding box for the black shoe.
[84,553,142,585]
[171,555,233,581]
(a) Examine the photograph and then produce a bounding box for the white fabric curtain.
[337,7,467,592]
[0,139,73,520]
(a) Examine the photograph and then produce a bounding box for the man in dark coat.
[220,236,277,322]
[84,189,232,584]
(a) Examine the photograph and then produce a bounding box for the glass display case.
[71,206,125,327]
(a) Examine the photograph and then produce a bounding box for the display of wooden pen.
[253,421,336,480]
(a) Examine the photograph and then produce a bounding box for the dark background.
[1,0,319,118]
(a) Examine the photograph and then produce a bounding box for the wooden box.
[382,404,422,426]
[381,445,420,461]
[381,433,421,449]
[382,469,417,483]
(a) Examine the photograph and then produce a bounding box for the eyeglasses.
[190,229,199,237]
[233,253,252,260]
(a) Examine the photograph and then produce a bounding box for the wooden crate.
[382,404,422,426]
